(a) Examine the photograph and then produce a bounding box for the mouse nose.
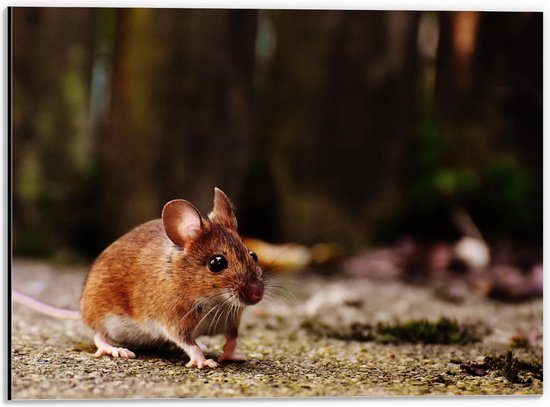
[239,282,264,305]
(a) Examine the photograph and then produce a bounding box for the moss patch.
[377,318,485,345]
[301,317,486,345]
[485,351,543,384]
[300,319,376,342]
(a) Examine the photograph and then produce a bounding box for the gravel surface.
[11,258,543,399]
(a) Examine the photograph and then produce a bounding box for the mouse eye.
[249,250,258,263]
[208,255,228,272]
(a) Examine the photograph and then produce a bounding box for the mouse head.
[162,188,264,306]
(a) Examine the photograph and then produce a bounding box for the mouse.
[13,187,265,369]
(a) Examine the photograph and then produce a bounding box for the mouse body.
[78,188,264,368]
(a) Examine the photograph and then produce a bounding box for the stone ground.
[10,258,543,400]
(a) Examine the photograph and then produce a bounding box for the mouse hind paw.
[93,332,136,359]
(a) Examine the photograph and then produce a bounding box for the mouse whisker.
[207,302,225,335]
[207,291,240,335]
[176,292,223,326]
[260,283,299,308]
[224,293,240,332]
[222,302,233,333]
[206,291,233,331]
[195,301,223,335]
[232,299,242,330]
[261,274,297,305]
[188,291,229,332]
[264,287,297,305]
[217,296,232,333]
[208,293,234,334]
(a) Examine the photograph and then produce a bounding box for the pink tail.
[12,290,81,320]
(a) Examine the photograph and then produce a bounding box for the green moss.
[300,319,376,342]
[485,351,543,384]
[301,317,485,344]
[376,317,483,345]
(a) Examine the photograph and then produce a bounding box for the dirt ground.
[10,258,543,399]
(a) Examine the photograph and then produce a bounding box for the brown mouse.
[14,188,264,369]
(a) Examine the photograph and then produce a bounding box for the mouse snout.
[238,281,264,305]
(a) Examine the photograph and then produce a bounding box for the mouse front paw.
[183,343,218,368]
[218,336,246,362]
[186,357,218,369]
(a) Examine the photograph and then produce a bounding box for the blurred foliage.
[11,9,542,261]
[474,157,541,241]
[376,12,542,245]
[378,121,541,243]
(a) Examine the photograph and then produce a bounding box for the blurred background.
[11,9,542,287]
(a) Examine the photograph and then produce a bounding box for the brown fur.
[80,189,263,352]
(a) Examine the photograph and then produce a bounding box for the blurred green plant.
[473,156,540,241]
[377,109,540,244]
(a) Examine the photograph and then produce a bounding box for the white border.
[2,1,548,406]
[1,0,548,11]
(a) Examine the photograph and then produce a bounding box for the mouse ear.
[162,199,203,247]
[208,187,238,230]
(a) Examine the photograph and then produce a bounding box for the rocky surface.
[11,258,543,399]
